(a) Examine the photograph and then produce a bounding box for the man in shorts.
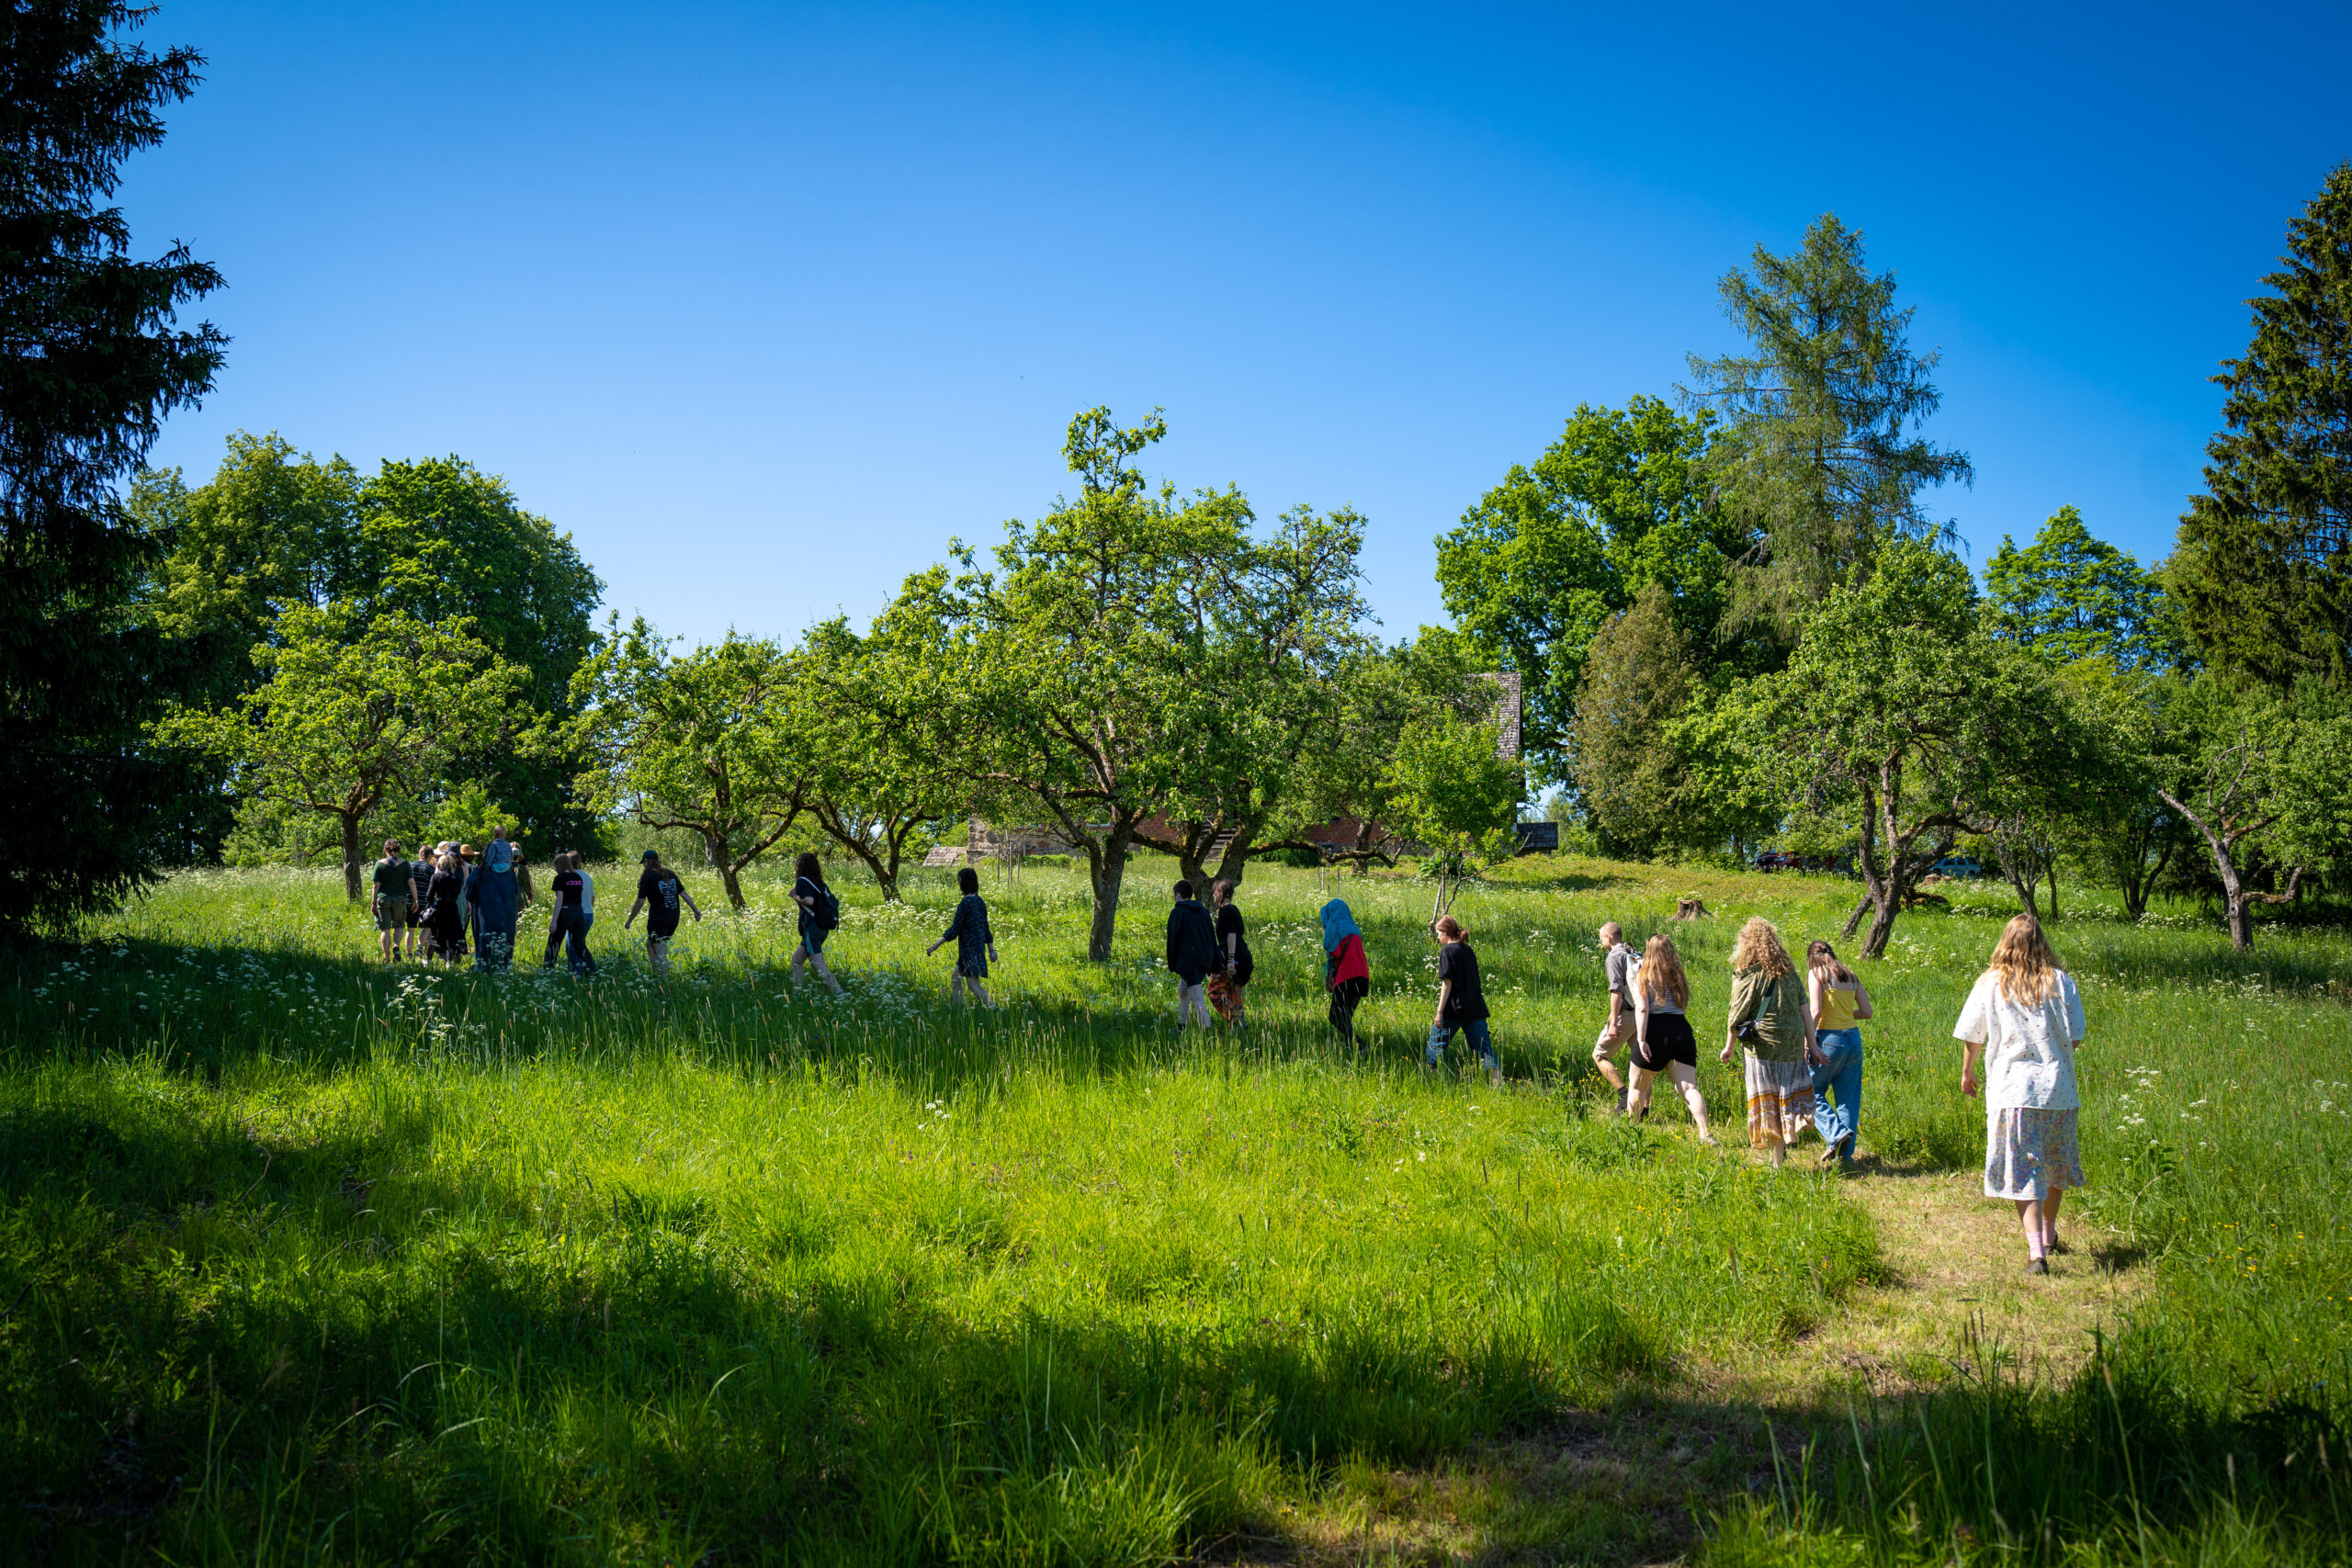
[371,840,417,963]
[1593,920,1635,1111]
[626,849,700,976]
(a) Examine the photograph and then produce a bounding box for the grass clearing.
[3,856,2347,1563]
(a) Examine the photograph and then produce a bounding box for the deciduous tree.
[1384,714,1523,925]
[154,606,533,902]
[1434,396,1750,779]
[1986,506,2169,671]
[570,619,807,910]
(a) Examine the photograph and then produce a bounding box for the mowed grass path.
[2,857,2347,1564]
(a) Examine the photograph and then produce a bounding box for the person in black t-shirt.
[1207,878,1252,1030]
[1424,914,1501,1084]
[370,840,417,964]
[625,850,700,976]
[543,851,598,974]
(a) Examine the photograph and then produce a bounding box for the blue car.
[1931,855,1984,879]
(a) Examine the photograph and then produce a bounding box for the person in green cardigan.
[1718,916,1822,1168]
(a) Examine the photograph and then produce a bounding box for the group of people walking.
[372,845,2088,1273]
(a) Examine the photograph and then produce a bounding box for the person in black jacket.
[1164,880,1216,1029]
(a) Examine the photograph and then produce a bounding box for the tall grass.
[1,855,2346,1563]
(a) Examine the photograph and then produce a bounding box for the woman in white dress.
[1953,915,2087,1275]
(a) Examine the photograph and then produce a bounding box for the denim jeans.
[1812,1027,1863,1159]
[565,909,596,974]
[1426,1016,1498,1071]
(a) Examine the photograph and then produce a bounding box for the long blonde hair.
[1729,916,1795,978]
[1639,933,1690,1008]
[1806,940,1854,986]
[1987,915,2061,1006]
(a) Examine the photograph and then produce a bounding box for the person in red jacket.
[1321,898,1371,1046]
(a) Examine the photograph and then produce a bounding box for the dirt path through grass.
[1772,1162,2152,1394]
[1264,1161,2157,1566]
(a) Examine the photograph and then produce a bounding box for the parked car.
[1931,855,1984,879]
[1755,851,1804,873]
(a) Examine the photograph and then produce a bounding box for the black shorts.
[1633,1010,1697,1071]
[647,922,679,943]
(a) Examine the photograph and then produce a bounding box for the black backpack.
[807,878,841,931]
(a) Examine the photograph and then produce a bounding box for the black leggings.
[1329,976,1370,1040]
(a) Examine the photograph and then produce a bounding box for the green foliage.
[1984,505,2170,671]
[2169,161,2352,693]
[5,859,2348,1563]
[146,436,605,855]
[1435,395,1751,776]
[1292,631,1482,871]
[1571,583,1701,858]
[1384,714,1522,919]
[1724,543,2072,955]
[0,2,225,935]
[1684,215,1971,631]
[2151,671,2352,949]
[154,605,537,902]
[569,617,806,908]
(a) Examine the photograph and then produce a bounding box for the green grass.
[2,856,2348,1563]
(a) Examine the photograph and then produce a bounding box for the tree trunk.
[1208,829,1257,893]
[1083,823,1135,962]
[2046,861,2061,924]
[341,810,364,903]
[1840,893,1873,939]
[707,831,745,909]
[1860,891,1901,959]
[2158,788,2255,953]
[2003,861,2043,923]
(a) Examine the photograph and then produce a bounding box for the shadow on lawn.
[3,981,2344,1563]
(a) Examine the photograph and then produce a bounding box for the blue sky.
[124,2,2352,648]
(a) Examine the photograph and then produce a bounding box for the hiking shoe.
[2025,1257,2049,1276]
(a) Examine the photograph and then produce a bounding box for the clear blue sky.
[124,2,2352,648]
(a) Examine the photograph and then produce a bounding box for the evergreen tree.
[0,3,225,933]
[1683,215,1971,632]
[1568,583,1696,859]
[2169,162,2352,692]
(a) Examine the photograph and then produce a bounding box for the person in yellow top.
[1806,940,1874,1169]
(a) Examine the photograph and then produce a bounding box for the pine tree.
[2170,162,2352,692]
[0,3,225,932]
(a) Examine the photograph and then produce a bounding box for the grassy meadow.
[2,854,2347,1564]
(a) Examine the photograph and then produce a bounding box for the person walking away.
[926,865,997,1005]
[423,847,466,964]
[1628,933,1716,1144]
[1954,915,2087,1275]
[1593,922,1636,1112]
[467,827,529,971]
[1164,880,1216,1028]
[1720,917,1819,1168]
[1425,915,1501,1085]
[1207,878,1253,1030]
[1321,898,1371,1045]
[626,849,700,976]
[790,852,845,996]
[545,852,597,974]
[575,852,597,965]
[1807,940,1873,1169]
[371,840,416,963]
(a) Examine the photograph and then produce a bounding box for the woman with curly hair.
[1954,915,2087,1275]
[1719,916,1819,1167]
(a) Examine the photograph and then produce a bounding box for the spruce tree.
[2170,162,2352,692]
[0,2,225,933]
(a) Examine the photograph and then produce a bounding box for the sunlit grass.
[2,854,2346,1563]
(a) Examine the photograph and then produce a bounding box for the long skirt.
[1983,1106,2085,1199]
[1744,1054,1815,1146]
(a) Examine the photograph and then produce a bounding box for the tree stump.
[1675,897,1711,920]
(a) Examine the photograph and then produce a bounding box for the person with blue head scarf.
[464,825,533,970]
[1320,898,1372,1044]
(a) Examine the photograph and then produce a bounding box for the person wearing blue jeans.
[1425,915,1502,1085]
[1805,939,1874,1168]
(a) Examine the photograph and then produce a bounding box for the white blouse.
[1951,969,2086,1111]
